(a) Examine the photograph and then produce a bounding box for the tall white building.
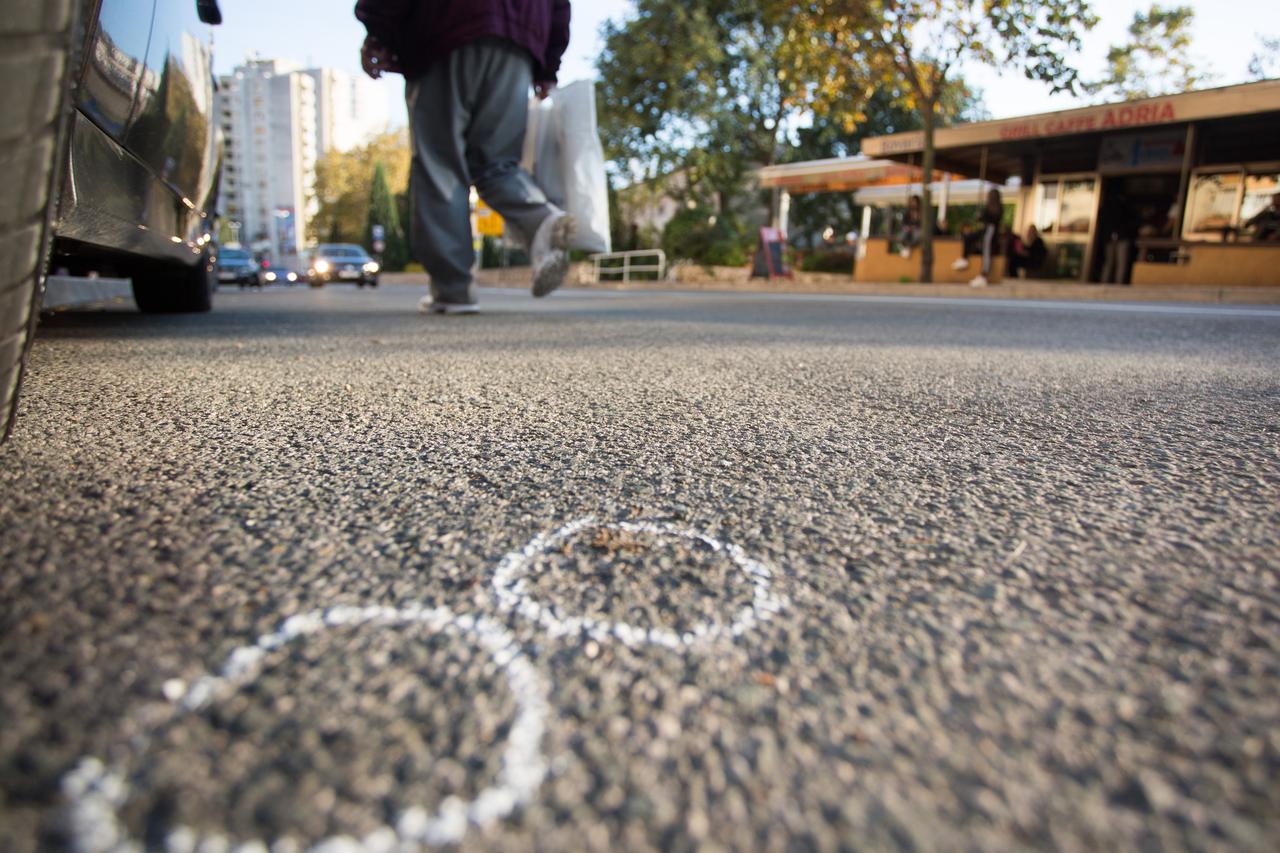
[302,68,392,155]
[217,59,318,267]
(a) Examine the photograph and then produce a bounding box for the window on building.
[1241,173,1280,241]
[1184,172,1242,241]
[1035,182,1060,234]
[1058,180,1096,235]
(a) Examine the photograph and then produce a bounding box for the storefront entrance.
[1091,173,1181,283]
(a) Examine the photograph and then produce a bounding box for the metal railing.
[590,249,667,283]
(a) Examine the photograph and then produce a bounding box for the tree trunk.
[919,103,937,284]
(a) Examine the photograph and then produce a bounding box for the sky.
[212,0,1279,123]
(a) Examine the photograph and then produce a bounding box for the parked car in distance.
[259,265,299,286]
[217,248,259,288]
[2,0,225,442]
[307,244,380,288]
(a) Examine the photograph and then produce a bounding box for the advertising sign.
[1099,131,1187,173]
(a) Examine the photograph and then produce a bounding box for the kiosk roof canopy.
[861,79,1280,182]
[757,157,956,194]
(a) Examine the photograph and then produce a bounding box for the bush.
[799,250,854,274]
[662,207,751,267]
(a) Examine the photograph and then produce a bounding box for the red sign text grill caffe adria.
[999,101,1177,141]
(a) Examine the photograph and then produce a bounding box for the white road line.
[492,518,788,649]
[60,606,550,852]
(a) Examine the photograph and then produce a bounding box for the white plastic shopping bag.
[521,81,611,254]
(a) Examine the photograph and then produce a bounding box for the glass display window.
[1059,180,1097,235]
[1035,182,1060,234]
[1183,172,1242,240]
[1241,174,1280,241]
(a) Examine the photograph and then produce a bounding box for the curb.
[379,272,1280,306]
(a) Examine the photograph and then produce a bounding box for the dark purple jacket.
[355,0,571,83]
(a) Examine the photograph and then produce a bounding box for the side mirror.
[196,0,223,25]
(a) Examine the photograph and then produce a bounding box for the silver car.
[1,0,224,442]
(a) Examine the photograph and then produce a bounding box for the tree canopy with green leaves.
[785,0,1096,281]
[311,130,410,249]
[596,0,864,210]
[1087,5,1214,101]
[1249,35,1279,81]
[366,162,410,271]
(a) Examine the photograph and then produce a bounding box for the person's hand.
[361,36,400,79]
[534,80,556,100]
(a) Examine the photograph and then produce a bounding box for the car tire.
[131,249,215,314]
[0,0,82,444]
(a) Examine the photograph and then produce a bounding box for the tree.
[311,130,411,247]
[788,1,1096,282]
[366,162,409,271]
[1088,5,1214,101]
[596,0,863,220]
[1250,35,1280,80]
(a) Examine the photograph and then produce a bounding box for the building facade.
[302,67,391,156]
[860,80,1280,286]
[217,59,318,268]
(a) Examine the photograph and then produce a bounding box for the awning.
[757,156,957,194]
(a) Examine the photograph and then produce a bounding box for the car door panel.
[125,0,217,204]
[77,0,156,142]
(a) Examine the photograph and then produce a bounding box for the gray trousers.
[406,38,556,304]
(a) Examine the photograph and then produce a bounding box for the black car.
[2,0,224,442]
[307,244,381,288]
[217,248,259,287]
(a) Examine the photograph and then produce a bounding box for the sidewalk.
[383,269,1280,305]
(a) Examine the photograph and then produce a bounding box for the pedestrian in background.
[953,188,1003,287]
[355,0,575,315]
[898,195,923,259]
[1245,192,1280,241]
[1006,225,1047,279]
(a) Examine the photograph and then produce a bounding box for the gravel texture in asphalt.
[2,285,1279,851]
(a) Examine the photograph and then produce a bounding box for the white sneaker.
[952,258,970,271]
[530,210,576,298]
[419,294,480,315]
[969,275,988,288]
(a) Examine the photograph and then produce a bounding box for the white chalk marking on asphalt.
[493,517,788,649]
[60,605,550,851]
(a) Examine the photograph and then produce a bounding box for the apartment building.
[217,59,318,268]
[302,67,392,156]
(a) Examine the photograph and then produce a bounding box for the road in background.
[2,286,1278,850]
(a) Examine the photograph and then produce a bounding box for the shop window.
[1184,172,1241,241]
[1058,180,1096,235]
[1035,182,1059,234]
[1241,174,1280,242]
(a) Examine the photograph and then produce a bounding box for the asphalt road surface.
[2,284,1278,852]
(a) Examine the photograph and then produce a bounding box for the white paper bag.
[521,81,611,254]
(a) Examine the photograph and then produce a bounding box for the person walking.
[953,188,1004,287]
[355,0,575,315]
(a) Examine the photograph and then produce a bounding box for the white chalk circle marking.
[60,605,550,851]
[493,518,788,649]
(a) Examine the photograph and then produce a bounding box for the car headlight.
[314,260,331,274]
[364,262,380,273]
[287,272,297,282]
[265,272,277,282]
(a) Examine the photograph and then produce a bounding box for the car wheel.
[131,248,215,314]
[0,1,83,444]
